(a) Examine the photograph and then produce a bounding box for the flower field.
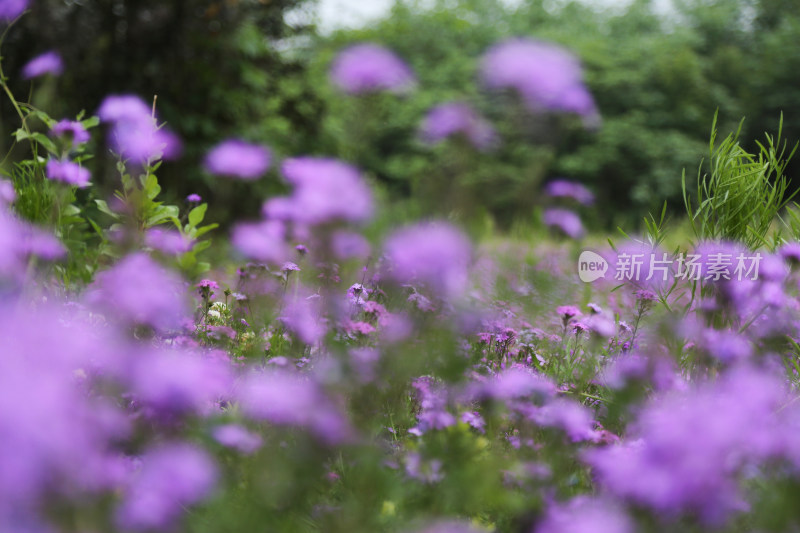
[6,1,800,532]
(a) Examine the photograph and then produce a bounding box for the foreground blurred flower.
[543,208,584,239]
[239,370,352,444]
[264,157,373,225]
[0,0,27,21]
[98,94,181,163]
[536,496,633,533]
[585,366,789,523]
[116,443,217,531]
[51,119,90,147]
[384,221,472,298]
[204,139,271,180]
[480,38,596,117]
[45,159,91,187]
[87,253,187,329]
[330,43,415,94]
[420,102,496,150]
[22,50,63,79]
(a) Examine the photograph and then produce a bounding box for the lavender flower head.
[384,221,472,298]
[204,139,271,180]
[420,102,496,150]
[0,0,27,21]
[330,43,415,94]
[544,179,595,205]
[51,120,90,147]
[480,38,596,116]
[98,94,181,163]
[264,157,373,225]
[45,159,91,187]
[22,50,63,79]
[536,496,634,533]
[87,253,187,329]
[116,443,217,531]
[543,208,584,239]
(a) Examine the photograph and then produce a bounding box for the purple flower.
[264,157,374,225]
[383,221,472,298]
[530,399,599,442]
[186,193,202,203]
[536,496,634,533]
[0,0,27,21]
[331,230,371,260]
[204,139,271,180]
[543,208,584,239]
[780,242,800,264]
[556,305,581,320]
[116,443,217,531]
[87,253,187,329]
[231,219,289,264]
[239,370,352,444]
[0,179,15,205]
[51,120,90,147]
[128,348,233,420]
[585,365,788,523]
[144,228,192,255]
[420,102,496,150]
[330,43,415,94]
[45,159,91,187]
[22,50,63,79]
[213,424,263,454]
[544,179,595,205]
[480,38,596,116]
[98,94,181,163]
[280,290,326,344]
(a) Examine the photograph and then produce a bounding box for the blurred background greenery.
[5,0,800,228]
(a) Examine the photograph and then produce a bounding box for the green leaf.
[94,199,120,219]
[187,203,207,228]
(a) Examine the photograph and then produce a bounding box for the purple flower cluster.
[330,43,416,94]
[480,38,597,117]
[420,102,496,150]
[22,50,63,79]
[204,139,271,180]
[98,94,181,163]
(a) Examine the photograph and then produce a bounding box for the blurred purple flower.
[45,159,91,187]
[544,179,595,205]
[330,43,415,94]
[128,348,233,420]
[204,139,271,180]
[144,228,192,255]
[239,370,352,444]
[0,179,14,205]
[480,38,596,116]
[87,253,187,329]
[383,221,472,298]
[0,0,27,21]
[280,290,326,344]
[186,193,202,203]
[213,424,263,454]
[231,219,289,264]
[536,496,634,533]
[116,443,217,531]
[51,120,90,147]
[98,94,181,163]
[22,50,63,79]
[420,102,496,150]
[264,157,373,225]
[332,230,371,260]
[543,208,584,239]
[585,365,788,523]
